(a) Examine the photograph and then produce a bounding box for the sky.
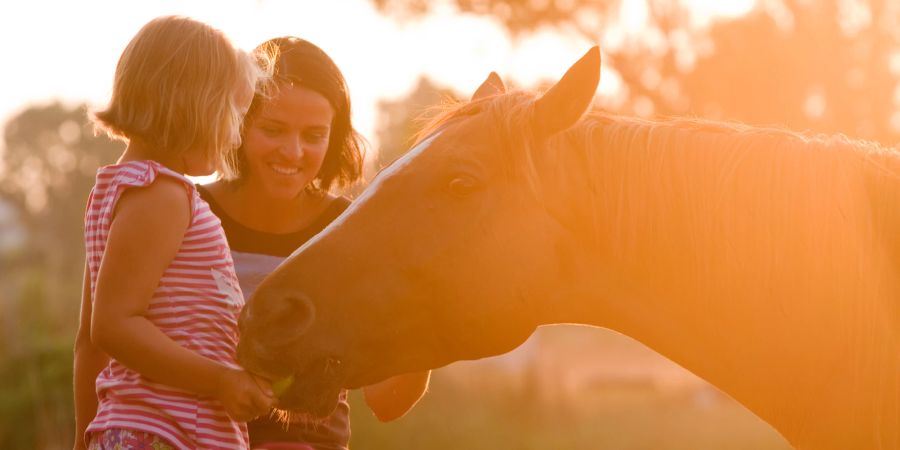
[0,0,755,158]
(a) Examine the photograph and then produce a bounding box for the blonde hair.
[92,15,268,179]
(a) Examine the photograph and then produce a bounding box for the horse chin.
[275,376,343,418]
[273,356,348,417]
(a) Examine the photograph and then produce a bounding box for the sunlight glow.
[0,0,757,162]
[687,0,756,24]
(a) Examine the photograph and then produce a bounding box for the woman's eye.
[304,133,328,144]
[260,126,281,136]
[447,175,481,196]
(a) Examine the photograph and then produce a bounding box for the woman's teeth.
[270,164,300,175]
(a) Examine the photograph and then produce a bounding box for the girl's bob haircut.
[92,15,267,179]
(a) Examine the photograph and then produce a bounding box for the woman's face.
[242,84,334,199]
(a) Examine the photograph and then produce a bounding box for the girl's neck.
[207,180,333,235]
[119,141,186,174]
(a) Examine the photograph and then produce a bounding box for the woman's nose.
[280,134,304,160]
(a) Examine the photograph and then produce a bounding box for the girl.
[199,37,430,450]
[73,16,273,450]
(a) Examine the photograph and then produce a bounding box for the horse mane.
[567,112,900,438]
[581,112,900,345]
[414,91,900,334]
[573,112,898,250]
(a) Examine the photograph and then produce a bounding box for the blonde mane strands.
[576,116,900,428]
[570,114,900,445]
[578,114,894,304]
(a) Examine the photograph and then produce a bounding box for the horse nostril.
[285,294,316,331]
[252,292,318,350]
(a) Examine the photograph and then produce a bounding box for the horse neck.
[532,115,900,448]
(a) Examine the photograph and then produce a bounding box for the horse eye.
[447,175,480,196]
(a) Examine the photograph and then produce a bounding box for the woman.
[199,37,429,450]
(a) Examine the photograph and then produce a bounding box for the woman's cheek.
[245,128,272,147]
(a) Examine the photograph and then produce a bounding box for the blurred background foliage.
[3,0,897,448]
[373,0,900,148]
[0,103,122,449]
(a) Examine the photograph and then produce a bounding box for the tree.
[0,102,121,347]
[374,77,461,170]
[371,0,700,115]
[0,102,121,449]
[683,1,900,144]
[371,0,900,144]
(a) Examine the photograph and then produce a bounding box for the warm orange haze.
[241,48,899,450]
[2,1,899,449]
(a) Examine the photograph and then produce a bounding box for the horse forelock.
[411,91,552,205]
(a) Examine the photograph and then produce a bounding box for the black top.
[201,186,350,257]
[197,185,352,450]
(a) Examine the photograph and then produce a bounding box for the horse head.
[237,47,602,415]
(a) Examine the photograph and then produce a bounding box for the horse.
[236,47,900,449]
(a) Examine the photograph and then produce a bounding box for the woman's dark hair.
[239,36,365,192]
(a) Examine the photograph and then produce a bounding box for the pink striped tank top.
[84,160,249,450]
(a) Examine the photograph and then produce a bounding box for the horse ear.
[472,72,505,101]
[533,46,601,138]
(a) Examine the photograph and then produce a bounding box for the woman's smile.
[268,162,302,176]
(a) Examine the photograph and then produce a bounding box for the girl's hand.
[216,368,274,421]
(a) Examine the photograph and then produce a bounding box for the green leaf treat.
[272,374,295,397]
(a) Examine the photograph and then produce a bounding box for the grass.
[348,367,794,450]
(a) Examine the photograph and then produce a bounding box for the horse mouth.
[270,356,347,417]
[236,341,347,417]
[275,375,343,417]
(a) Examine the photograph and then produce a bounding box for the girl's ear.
[532,47,601,139]
[472,72,505,101]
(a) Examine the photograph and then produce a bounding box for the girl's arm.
[73,263,109,450]
[90,177,273,421]
[362,370,431,422]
